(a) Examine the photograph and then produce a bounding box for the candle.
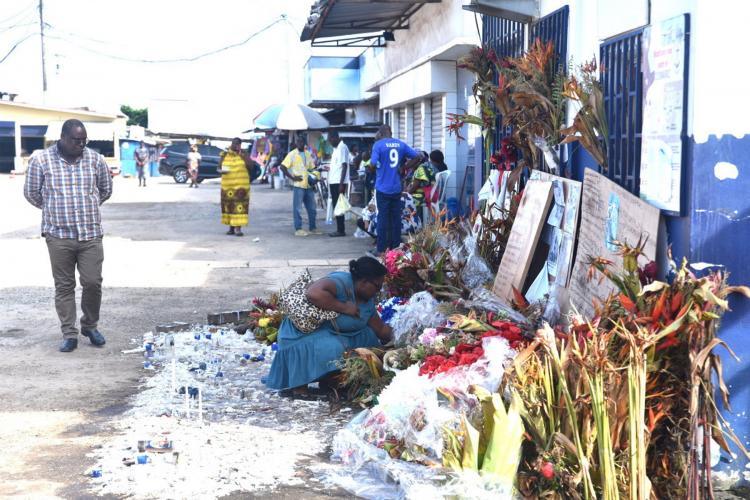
[184,385,190,418]
[171,358,176,393]
[198,387,203,426]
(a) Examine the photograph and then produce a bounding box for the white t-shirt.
[328,141,350,185]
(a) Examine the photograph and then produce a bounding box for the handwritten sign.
[569,169,660,319]
[529,171,583,287]
[493,180,553,303]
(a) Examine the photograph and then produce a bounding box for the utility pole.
[39,0,47,96]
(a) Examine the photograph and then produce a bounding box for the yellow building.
[0,99,127,173]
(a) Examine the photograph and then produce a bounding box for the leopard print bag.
[278,269,339,333]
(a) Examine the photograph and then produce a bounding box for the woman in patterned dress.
[219,137,252,236]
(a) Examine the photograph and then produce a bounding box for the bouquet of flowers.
[248,296,282,344]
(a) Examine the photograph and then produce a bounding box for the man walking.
[134,141,149,187]
[23,119,112,352]
[369,124,421,255]
[327,130,350,237]
[280,135,322,237]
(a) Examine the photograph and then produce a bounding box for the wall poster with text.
[639,14,690,215]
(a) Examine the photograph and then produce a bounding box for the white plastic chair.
[429,170,451,220]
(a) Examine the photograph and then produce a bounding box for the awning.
[45,121,118,141]
[301,0,441,45]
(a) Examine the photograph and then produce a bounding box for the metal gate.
[412,101,423,151]
[600,29,644,194]
[431,95,443,152]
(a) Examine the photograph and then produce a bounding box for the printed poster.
[639,14,689,214]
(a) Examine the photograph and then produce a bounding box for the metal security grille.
[398,106,407,142]
[412,102,423,151]
[431,95,443,152]
[482,15,525,153]
[529,6,569,73]
[600,30,644,194]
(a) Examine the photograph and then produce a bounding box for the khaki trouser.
[45,236,104,339]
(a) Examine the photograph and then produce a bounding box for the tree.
[120,105,148,127]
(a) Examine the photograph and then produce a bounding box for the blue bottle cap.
[91,469,102,478]
[145,343,153,351]
[143,362,151,368]
[271,342,278,352]
[243,353,250,360]
[194,334,201,340]
[205,333,212,340]
[216,371,224,377]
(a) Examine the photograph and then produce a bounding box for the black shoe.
[328,231,345,237]
[81,329,106,346]
[60,338,78,352]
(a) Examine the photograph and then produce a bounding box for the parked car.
[158,142,224,184]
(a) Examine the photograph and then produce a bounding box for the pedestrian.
[429,149,448,172]
[406,152,437,221]
[280,135,322,237]
[23,119,112,352]
[186,144,202,188]
[361,149,375,203]
[134,140,149,187]
[368,124,422,255]
[266,256,393,395]
[219,138,252,236]
[327,130,350,237]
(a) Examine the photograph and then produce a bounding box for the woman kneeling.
[265,256,393,394]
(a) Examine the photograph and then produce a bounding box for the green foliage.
[120,105,148,127]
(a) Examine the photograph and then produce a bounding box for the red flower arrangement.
[419,342,485,377]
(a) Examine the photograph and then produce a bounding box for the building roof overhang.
[301,0,441,47]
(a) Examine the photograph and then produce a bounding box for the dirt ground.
[0,173,370,498]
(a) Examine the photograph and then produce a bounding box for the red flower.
[540,461,555,479]
[638,261,658,285]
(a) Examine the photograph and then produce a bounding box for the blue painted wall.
[690,135,750,472]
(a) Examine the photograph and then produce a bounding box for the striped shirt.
[23,144,113,240]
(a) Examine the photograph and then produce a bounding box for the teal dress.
[265,271,382,391]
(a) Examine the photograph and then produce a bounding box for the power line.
[0,31,38,64]
[0,20,39,34]
[45,17,286,64]
[0,0,36,27]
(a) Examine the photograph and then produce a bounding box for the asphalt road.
[0,173,370,498]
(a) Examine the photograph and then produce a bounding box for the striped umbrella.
[253,103,329,131]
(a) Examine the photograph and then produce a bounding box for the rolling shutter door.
[412,102,422,150]
[431,96,443,151]
[398,106,407,142]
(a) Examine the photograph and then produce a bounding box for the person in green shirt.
[406,152,436,221]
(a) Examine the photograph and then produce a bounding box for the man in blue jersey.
[369,124,422,255]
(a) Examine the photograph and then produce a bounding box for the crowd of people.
[24,119,446,363]
[244,124,449,258]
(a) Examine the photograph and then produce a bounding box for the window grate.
[530,6,569,73]
[600,30,644,194]
[482,15,525,151]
